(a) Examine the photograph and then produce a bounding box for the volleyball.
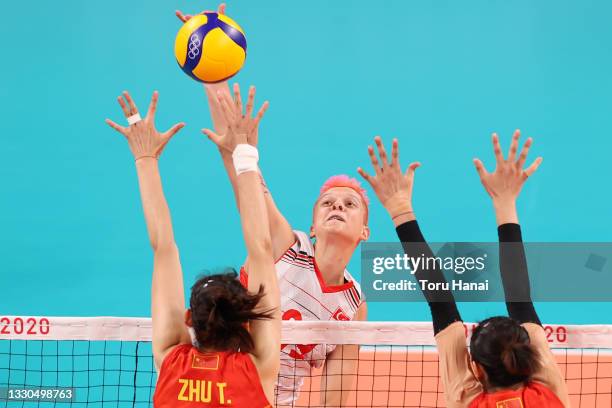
[174,12,247,83]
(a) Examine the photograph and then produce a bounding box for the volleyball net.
[0,316,610,407]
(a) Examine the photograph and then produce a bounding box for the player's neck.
[313,238,355,286]
[486,382,525,394]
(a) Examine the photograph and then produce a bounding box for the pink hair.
[319,174,370,210]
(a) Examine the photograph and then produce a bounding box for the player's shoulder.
[275,230,314,269]
[157,343,193,375]
[345,270,362,292]
[521,322,548,350]
[292,230,315,256]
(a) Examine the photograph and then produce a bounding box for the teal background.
[1,0,611,324]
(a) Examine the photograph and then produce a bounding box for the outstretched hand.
[177,4,233,139]
[106,91,185,161]
[357,137,420,221]
[175,3,226,23]
[202,84,269,153]
[473,130,542,206]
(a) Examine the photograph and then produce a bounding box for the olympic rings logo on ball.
[188,35,201,60]
[174,12,247,83]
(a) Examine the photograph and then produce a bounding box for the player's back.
[468,381,564,408]
[154,344,272,408]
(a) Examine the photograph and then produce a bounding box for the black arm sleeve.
[498,223,541,326]
[396,221,462,335]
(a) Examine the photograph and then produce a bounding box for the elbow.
[152,241,178,255]
[149,237,159,252]
[149,232,176,253]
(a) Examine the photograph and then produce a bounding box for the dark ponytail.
[189,270,273,353]
[470,316,540,388]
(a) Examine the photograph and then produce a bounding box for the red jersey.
[239,230,364,405]
[468,381,564,408]
[153,344,272,408]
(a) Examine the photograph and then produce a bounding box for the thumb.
[202,128,223,145]
[357,167,374,185]
[473,158,488,179]
[524,156,543,178]
[163,122,185,140]
[105,119,127,137]
[405,162,421,178]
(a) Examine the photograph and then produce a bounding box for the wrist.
[493,200,518,225]
[493,199,516,211]
[219,147,232,159]
[232,144,259,175]
[135,156,158,165]
[384,196,413,219]
[392,211,416,227]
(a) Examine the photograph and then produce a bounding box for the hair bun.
[189,271,274,353]
[501,341,537,376]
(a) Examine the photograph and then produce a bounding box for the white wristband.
[232,144,259,175]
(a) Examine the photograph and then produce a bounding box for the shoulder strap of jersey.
[158,344,192,375]
[293,230,314,256]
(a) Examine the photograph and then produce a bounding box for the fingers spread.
[357,167,373,184]
[517,137,533,169]
[117,96,131,117]
[233,83,243,114]
[164,122,186,139]
[252,101,269,128]
[146,91,159,120]
[217,91,234,124]
[123,91,139,115]
[220,90,236,113]
[507,129,520,162]
[202,128,222,145]
[405,161,421,177]
[473,158,488,179]
[368,145,382,175]
[374,136,390,169]
[391,138,399,168]
[492,133,505,164]
[105,119,127,136]
[524,156,543,178]
[245,86,256,117]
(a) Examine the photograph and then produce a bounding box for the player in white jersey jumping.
[177,7,368,406]
[202,83,368,407]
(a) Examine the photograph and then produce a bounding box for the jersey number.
[280,309,316,360]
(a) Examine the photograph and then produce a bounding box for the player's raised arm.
[359,137,474,408]
[105,91,188,368]
[473,130,543,322]
[176,3,295,261]
[202,85,281,392]
[473,131,569,406]
[204,82,295,262]
[358,136,461,333]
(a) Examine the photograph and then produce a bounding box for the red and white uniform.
[154,344,272,408]
[241,230,364,406]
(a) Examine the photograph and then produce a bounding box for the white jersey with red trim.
[240,230,364,406]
